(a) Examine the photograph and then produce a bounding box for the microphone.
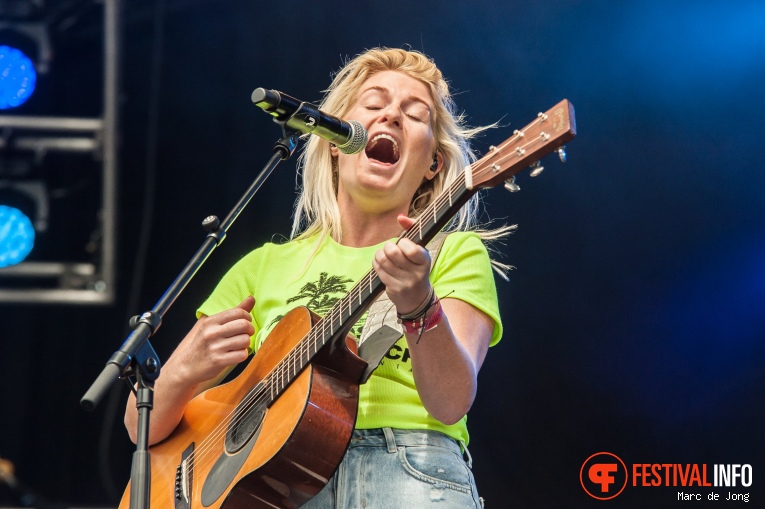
[251,88,368,155]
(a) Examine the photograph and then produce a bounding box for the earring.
[430,157,438,171]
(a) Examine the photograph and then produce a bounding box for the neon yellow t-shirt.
[197,231,502,445]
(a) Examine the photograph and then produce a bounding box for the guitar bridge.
[175,442,194,509]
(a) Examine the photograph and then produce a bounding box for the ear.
[329,143,339,157]
[425,151,444,181]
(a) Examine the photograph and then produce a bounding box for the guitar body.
[120,306,368,509]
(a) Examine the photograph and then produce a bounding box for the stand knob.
[202,215,220,232]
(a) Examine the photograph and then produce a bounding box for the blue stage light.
[0,45,37,109]
[0,204,35,267]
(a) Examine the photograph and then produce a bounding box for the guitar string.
[178,113,557,471]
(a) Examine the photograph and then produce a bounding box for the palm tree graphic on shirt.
[286,272,354,311]
[268,272,365,336]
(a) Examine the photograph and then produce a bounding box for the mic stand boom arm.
[80,124,301,509]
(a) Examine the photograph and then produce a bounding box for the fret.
[273,367,280,396]
[287,350,294,381]
[310,328,320,357]
[344,292,351,323]
[306,332,312,359]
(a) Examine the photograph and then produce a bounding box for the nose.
[379,103,401,128]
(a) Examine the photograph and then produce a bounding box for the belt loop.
[461,440,473,469]
[382,427,397,453]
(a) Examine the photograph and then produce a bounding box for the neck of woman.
[338,207,405,247]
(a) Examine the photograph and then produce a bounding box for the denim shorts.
[299,427,484,508]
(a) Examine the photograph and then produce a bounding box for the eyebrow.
[359,85,432,111]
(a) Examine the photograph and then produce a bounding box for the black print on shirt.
[268,272,365,338]
[379,343,413,371]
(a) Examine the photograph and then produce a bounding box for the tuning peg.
[529,161,544,177]
[504,176,521,192]
[557,146,567,163]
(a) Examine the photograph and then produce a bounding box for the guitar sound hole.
[225,403,266,454]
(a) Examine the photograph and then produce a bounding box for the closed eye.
[404,104,430,123]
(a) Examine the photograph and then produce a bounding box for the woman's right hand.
[168,296,256,388]
[124,296,256,445]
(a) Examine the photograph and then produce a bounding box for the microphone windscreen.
[336,120,368,155]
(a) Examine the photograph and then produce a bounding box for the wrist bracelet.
[400,295,443,336]
[396,286,435,321]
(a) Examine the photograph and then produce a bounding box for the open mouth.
[365,133,400,165]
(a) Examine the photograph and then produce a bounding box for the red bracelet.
[400,297,443,335]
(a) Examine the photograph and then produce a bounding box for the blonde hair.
[290,48,513,274]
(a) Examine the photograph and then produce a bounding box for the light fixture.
[0,1,50,109]
[0,45,37,109]
[0,204,34,267]
[0,0,119,304]
[0,149,47,265]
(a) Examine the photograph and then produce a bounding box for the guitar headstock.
[468,99,576,190]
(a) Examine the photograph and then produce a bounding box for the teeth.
[369,133,399,161]
[372,133,398,148]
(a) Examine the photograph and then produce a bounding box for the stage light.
[0,0,50,111]
[0,174,47,268]
[0,0,119,304]
[0,203,35,267]
[0,45,37,109]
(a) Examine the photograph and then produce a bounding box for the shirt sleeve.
[430,232,503,347]
[196,247,265,351]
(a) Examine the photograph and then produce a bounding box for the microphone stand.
[81,123,300,509]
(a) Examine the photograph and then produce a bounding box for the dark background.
[1,0,763,507]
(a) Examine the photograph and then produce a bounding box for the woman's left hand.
[372,214,432,315]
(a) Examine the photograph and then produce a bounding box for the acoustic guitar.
[120,100,576,509]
